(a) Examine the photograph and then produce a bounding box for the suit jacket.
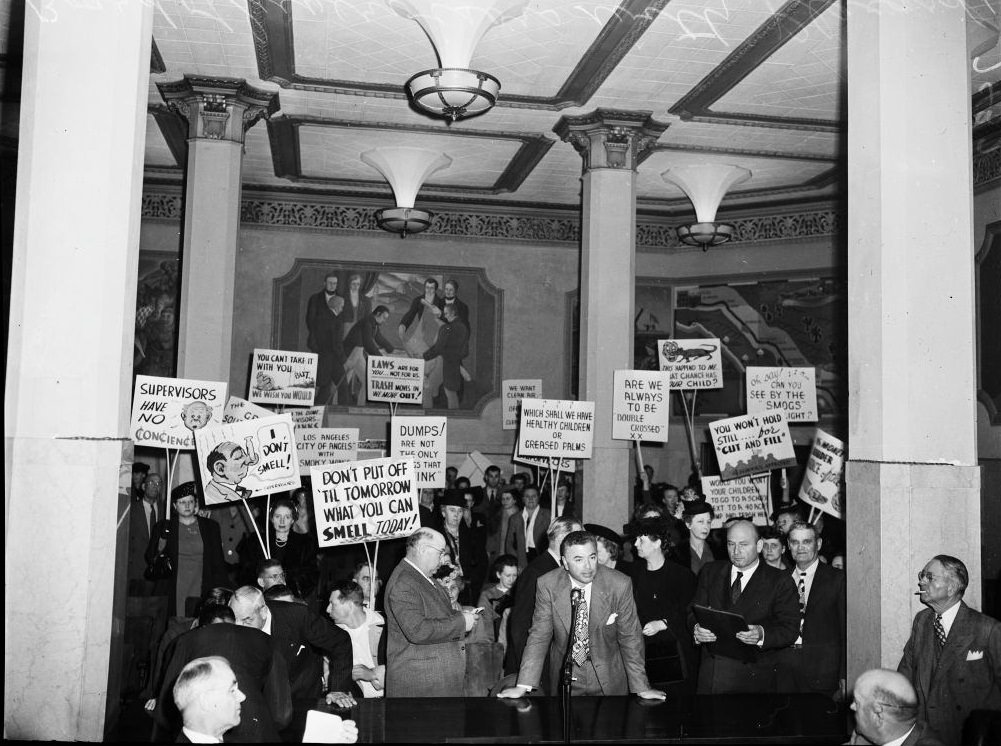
[423,318,469,390]
[898,601,1001,746]
[128,496,164,585]
[344,314,392,356]
[266,600,352,701]
[506,550,560,676]
[517,565,651,695]
[523,507,551,554]
[155,623,291,742]
[796,561,846,691]
[689,560,800,693]
[849,720,946,746]
[384,559,467,697]
[305,290,344,357]
[146,516,229,617]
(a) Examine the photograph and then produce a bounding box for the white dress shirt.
[883,723,916,746]
[938,599,961,637]
[524,507,540,549]
[791,558,820,645]
[182,727,221,743]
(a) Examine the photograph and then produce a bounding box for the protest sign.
[708,411,797,481]
[223,396,272,424]
[289,406,325,429]
[512,447,574,472]
[612,370,670,442]
[131,375,228,450]
[502,379,542,430]
[194,414,301,504]
[296,428,359,470]
[390,416,446,488]
[310,457,419,547]
[700,475,769,528]
[518,398,595,459]
[746,366,818,422]
[249,349,318,406]
[799,429,845,519]
[457,450,494,485]
[367,356,424,405]
[658,338,723,390]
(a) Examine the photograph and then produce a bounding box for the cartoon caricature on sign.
[195,414,301,504]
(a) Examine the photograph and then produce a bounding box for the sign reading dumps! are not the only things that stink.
[249,349,318,406]
[518,398,595,460]
[390,416,447,489]
[130,375,228,450]
[310,457,420,548]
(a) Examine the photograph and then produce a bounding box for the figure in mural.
[344,306,396,405]
[423,304,469,409]
[398,277,446,407]
[305,272,346,406]
[442,279,469,327]
[134,258,180,379]
[341,272,372,336]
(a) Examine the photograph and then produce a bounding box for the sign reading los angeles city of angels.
[249,349,318,406]
[746,366,818,422]
[658,338,724,390]
[518,398,595,459]
[130,375,228,450]
[310,457,420,547]
[296,428,359,470]
[390,416,447,489]
[709,411,797,481]
[502,379,542,430]
[612,370,671,442]
[223,396,272,424]
[700,475,769,529]
[798,428,845,519]
[367,356,424,405]
[194,414,301,504]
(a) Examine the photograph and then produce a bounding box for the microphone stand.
[560,589,582,745]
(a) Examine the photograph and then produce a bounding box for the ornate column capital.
[157,75,279,144]
[553,109,668,173]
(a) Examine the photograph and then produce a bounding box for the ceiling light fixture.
[390,0,527,121]
[662,164,751,249]
[361,146,452,237]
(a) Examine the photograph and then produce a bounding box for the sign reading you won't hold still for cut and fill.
[310,457,419,547]
[518,398,595,459]
[708,411,797,481]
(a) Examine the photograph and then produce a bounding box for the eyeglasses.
[420,543,448,556]
[917,571,946,582]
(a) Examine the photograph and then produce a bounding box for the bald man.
[689,520,800,693]
[850,669,945,746]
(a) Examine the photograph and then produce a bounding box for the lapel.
[731,562,766,613]
[936,602,976,678]
[554,571,573,633]
[588,568,612,640]
[803,563,830,619]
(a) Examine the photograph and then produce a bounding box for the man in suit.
[850,668,946,746]
[777,521,846,698]
[305,272,346,406]
[505,515,582,680]
[898,554,1001,745]
[521,484,551,563]
[383,528,480,697]
[229,586,355,709]
[172,656,246,743]
[423,304,469,409]
[477,465,504,521]
[155,603,291,742]
[690,520,800,693]
[128,470,164,593]
[497,530,666,699]
[343,306,395,404]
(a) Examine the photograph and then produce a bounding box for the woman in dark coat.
[629,517,698,690]
[146,482,228,617]
[241,498,318,601]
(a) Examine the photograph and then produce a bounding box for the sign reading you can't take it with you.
[249,349,318,406]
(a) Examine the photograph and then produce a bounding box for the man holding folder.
[689,520,800,693]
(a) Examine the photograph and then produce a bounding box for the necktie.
[798,571,807,635]
[730,571,744,606]
[571,588,590,666]
[934,614,947,648]
[149,503,157,534]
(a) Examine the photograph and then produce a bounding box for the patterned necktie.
[934,614,947,648]
[730,571,744,606]
[571,588,590,666]
[798,571,807,635]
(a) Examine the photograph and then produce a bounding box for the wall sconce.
[361,146,452,237]
[662,164,751,249]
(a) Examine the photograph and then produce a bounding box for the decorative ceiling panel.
[663,120,840,159]
[713,1,843,120]
[151,0,263,81]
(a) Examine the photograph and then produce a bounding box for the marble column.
[846,1,981,684]
[157,76,278,382]
[554,110,667,529]
[4,2,153,740]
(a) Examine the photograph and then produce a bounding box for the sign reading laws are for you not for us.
[310,457,419,547]
[367,356,424,405]
[518,398,595,459]
[612,370,670,442]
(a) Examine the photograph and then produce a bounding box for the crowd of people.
[126,461,999,744]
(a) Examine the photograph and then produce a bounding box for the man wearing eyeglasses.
[384,528,481,697]
[898,555,1001,745]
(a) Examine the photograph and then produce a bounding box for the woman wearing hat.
[679,500,718,577]
[146,482,228,617]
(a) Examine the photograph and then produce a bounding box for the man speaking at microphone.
[497,530,665,700]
